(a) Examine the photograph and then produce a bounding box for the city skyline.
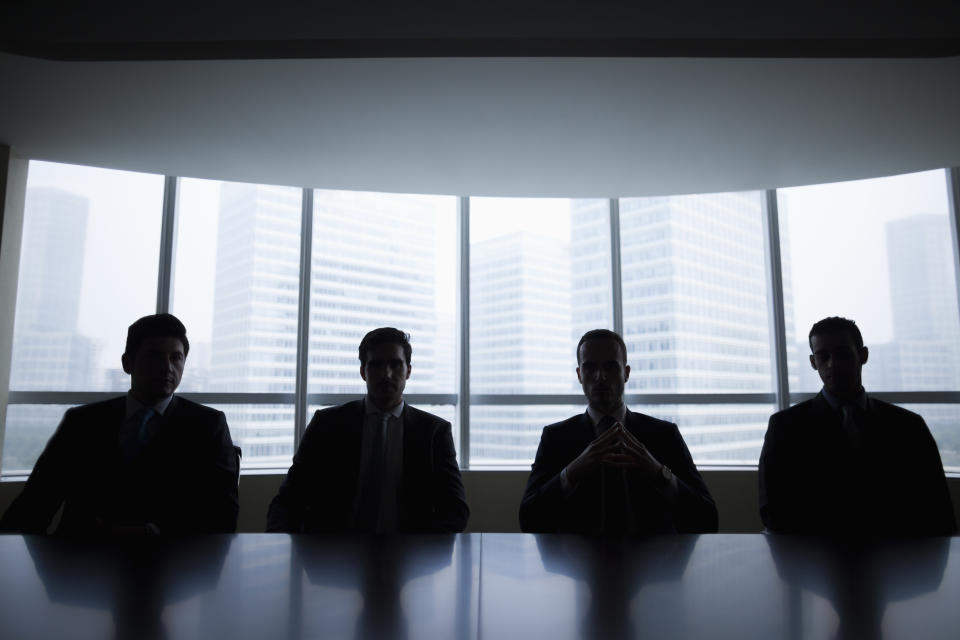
[4,162,960,472]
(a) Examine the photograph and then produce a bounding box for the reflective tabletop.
[1,533,957,640]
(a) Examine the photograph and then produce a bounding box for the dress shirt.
[351,397,405,533]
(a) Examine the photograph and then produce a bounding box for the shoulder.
[67,396,125,418]
[768,396,822,427]
[403,404,451,431]
[868,398,927,431]
[54,396,125,435]
[626,409,677,433]
[304,400,364,430]
[870,397,921,420]
[541,413,588,439]
[169,396,225,421]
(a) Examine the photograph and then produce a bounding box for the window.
[4,162,163,472]
[3,162,959,475]
[309,190,457,396]
[779,170,959,393]
[172,178,302,468]
[468,197,611,465]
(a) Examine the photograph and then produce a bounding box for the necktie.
[841,404,861,449]
[122,407,155,462]
[598,415,630,534]
[355,413,390,531]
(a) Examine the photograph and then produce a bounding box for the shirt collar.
[125,391,175,420]
[821,386,868,411]
[586,403,627,426]
[364,396,404,419]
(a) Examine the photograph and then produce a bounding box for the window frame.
[3,164,960,474]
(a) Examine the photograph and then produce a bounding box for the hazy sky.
[22,161,955,373]
[780,169,950,345]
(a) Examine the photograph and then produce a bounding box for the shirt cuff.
[560,467,575,495]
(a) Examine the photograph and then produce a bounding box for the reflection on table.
[0,533,957,640]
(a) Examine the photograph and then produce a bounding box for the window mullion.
[155,176,178,313]
[762,188,790,412]
[293,188,313,450]
[609,198,624,335]
[945,167,960,338]
[458,196,470,469]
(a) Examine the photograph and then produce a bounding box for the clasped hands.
[565,422,663,486]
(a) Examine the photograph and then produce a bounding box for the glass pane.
[470,198,612,395]
[900,404,960,473]
[309,190,458,395]
[470,404,585,466]
[212,404,295,470]
[778,170,960,392]
[1,405,76,476]
[633,404,776,466]
[9,161,164,391]
[619,191,773,393]
[173,179,302,394]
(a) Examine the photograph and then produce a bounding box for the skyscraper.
[210,182,301,466]
[470,231,575,463]
[209,185,450,467]
[6,187,98,471]
[606,192,776,462]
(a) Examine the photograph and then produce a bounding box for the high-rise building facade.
[6,187,99,472]
[616,193,776,463]
[209,185,451,467]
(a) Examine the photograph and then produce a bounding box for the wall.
[3,471,959,534]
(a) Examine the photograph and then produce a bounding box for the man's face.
[809,330,868,396]
[361,342,411,411]
[577,339,630,415]
[122,336,186,403]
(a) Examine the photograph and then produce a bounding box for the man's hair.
[576,329,628,364]
[124,313,190,358]
[808,316,864,350]
[358,327,412,366]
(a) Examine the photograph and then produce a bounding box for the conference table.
[0,533,957,640]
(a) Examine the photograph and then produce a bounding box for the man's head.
[808,316,868,398]
[121,314,190,404]
[576,329,630,415]
[358,327,412,411]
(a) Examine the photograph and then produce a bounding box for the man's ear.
[359,365,367,382]
[623,364,630,383]
[121,353,133,375]
[576,366,583,384]
[859,346,869,365]
[809,354,817,370]
[405,364,412,380]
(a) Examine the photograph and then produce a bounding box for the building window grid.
[4,168,960,473]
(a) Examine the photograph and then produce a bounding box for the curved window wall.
[3,162,959,472]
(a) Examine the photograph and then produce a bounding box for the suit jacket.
[0,396,239,534]
[266,400,469,533]
[758,392,956,536]
[519,409,718,534]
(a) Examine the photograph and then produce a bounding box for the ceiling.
[1,2,959,197]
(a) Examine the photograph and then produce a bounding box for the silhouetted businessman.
[0,314,239,534]
[267,327,468,533]
[519,329,718,534]
[759,316,956,535]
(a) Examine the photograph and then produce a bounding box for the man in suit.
[266,327,468,533]
[519,329,718,534]
[0,313,239,534]
[759,316,956,535]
